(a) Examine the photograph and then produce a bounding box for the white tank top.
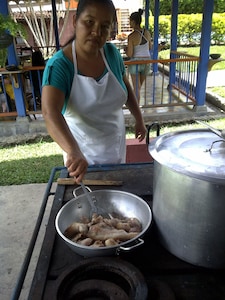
[133,29,150,58]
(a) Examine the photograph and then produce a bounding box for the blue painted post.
[144,0,149,29]
[51,0,60,51]
[1,0,27,117]
[169,0,179,87]
[195,0,214,107]
[152,0,160,73]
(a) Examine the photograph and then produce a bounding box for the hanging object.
[0,32,13,49]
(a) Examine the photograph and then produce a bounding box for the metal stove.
[11,163,225,300]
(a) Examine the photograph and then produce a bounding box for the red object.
[126,139,153,163]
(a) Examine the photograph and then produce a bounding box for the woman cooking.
[42,0,146,183]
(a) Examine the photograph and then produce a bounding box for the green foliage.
[214,0,225,12]
[158,16,171,40]
[149,15,171,39]
[0,13,27,38]
[0,13,27,67]
[177,14,202,45]
[149,13,225,46]
[0,48,7,68]
[211,13,225,44]
[178,0,204,14]
[151,0,225,15]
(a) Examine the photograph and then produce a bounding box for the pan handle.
[73,185,92,198]
[117,238,144,254]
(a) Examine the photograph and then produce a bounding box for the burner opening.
[55,258,148,300]
[65,279,129,300]
[74,268,131,294]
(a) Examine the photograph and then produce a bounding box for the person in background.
[31,48,45,109]
[125,9,152,104]
[0,76,15,112]
[0,92,7,112]
[41,0,146,183]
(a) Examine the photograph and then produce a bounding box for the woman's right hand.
[65,152,88,183]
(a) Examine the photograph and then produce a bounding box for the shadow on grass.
[0,155,64,185]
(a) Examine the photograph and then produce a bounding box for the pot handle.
[206,139,225,152]
[146,122,160,145]
[117,238,144,254]
[73,186,92,198]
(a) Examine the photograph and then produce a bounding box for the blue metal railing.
[0,55,200,118]
[0,66,44,117]
[124,54,199,107]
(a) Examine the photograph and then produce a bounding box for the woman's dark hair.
[76,0,117,22]
[130,8,144,25]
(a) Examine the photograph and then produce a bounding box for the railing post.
[51,0,60,51]
[1,0,27,117]
[144,0,149,29]
[169,0,179,88]
[152,0,160,73]
[195,0,214,107]
[10,71,27,117]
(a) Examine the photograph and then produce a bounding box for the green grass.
[1,118,225,186]
[0,137,64,185]
[208,86,225,98]
[159,45,225,70]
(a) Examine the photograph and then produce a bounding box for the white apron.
[63,41,127,165]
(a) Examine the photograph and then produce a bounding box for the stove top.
[15,164,225,300]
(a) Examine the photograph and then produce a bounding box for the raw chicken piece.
[64,222,88,239]
[87,222,139,241]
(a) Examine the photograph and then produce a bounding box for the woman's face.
[74,3,114,54]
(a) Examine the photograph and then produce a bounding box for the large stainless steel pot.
[149,128,225,269]
[55,189,152,257]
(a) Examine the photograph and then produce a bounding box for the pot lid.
[149,129,225,183]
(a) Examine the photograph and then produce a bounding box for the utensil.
[80,181,98,216]
[79,182,110,219]
[57,178,123,186]
[196,120,225,139]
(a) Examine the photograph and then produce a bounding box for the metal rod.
[10,166,65,300]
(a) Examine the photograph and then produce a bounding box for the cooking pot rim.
[149,128,225,183]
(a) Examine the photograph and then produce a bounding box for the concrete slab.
[0,183,56,300]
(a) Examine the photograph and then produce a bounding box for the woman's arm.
[125,34,134,58]
[42,85,88,182]
[123,75,146,141]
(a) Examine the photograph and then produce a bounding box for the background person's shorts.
[128,61,151,76]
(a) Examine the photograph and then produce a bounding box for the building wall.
[113,0,143,12]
